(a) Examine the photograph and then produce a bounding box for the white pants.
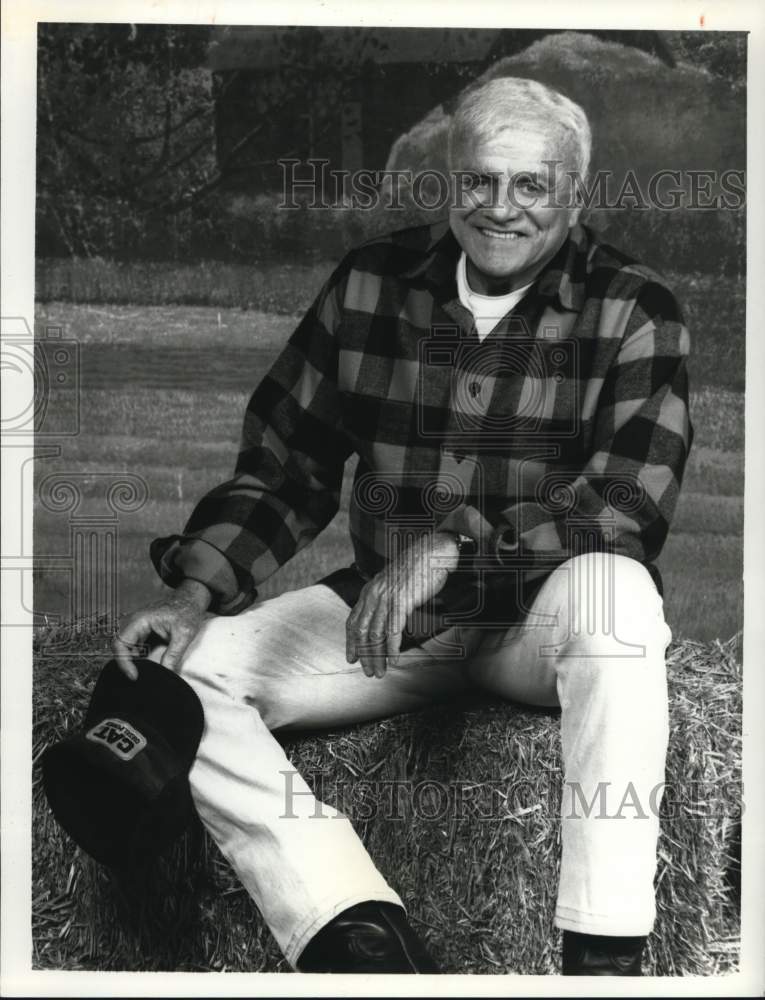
[154,552,671,968]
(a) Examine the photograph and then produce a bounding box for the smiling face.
[449,125,582,295]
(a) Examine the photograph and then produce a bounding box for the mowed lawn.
[33,287,744,644]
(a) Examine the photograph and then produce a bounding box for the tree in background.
[37,23,215,257]
[671,30,746,93]
[36,25,745,263]
[36,23,391,259]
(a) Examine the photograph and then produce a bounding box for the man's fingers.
[347,582,404,677]
[346,586,376,666]
[112,626,138,681]
[345,598,365,663]
[113,640,139,680]
[346,617,362,664]
[364,638,386,678]
[357,629,383,677]
[111,601,204,679]
[352,624,376,677]
[345,617,358,664]
[161,624,196,672]
[113,611,170,679]
[355,617,379,676]
[365,602,389,678]
[385,603,406,664]
[361,656,376,678]
[354,591,388,678]
[386,627,403,669]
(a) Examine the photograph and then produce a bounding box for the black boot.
[562,931,645,975]
[296,900,440,973]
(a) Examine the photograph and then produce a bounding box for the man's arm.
[114,264,353,677]
[436,276,694,590]
[150,263,354,615]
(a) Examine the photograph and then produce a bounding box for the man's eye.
[517,177,544,194]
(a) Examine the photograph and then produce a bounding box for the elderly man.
[115,77,692,975]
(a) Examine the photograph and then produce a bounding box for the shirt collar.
[403,219,590,313]
[400,218,459,288]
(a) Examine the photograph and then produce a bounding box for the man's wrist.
[433,531,469,571]
[176,577,213,612]
[440,531,477,554]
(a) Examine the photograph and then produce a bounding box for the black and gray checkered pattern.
[151,220,693,620]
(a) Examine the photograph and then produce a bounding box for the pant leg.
[154,583,473,967]
[467,552,672,936]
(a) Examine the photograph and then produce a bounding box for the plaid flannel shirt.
[151,219,693,622]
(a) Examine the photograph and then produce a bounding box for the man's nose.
[483,182,523,220]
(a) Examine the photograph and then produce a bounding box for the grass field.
[35,262,746,390]
[33,269,744,643]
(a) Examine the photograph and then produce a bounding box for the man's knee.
[556,552,671,657]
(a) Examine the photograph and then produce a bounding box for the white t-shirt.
[456,251,533,341]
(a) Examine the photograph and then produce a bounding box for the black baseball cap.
[41,658,205,868]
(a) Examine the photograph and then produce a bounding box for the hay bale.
[32,624,740,974]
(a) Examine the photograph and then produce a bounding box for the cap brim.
[42,739,194,867]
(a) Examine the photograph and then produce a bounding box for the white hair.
[447,76,592,180]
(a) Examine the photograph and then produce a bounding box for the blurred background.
[32,24,746,643]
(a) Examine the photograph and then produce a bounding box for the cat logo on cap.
[86,718,148,761]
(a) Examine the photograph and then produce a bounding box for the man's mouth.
[479,229,526,241]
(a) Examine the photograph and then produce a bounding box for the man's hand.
[112,579,212,680]
[345,532,460,678]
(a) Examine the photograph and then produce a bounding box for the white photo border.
[2,0,763,996]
